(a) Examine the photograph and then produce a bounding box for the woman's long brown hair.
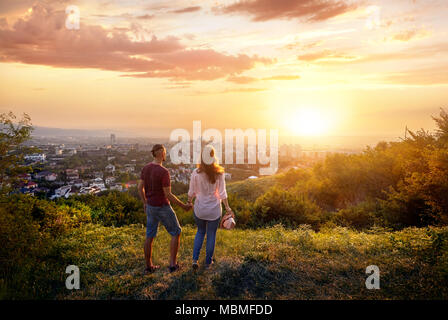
[197,146,224,184]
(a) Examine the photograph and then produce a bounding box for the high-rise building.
[110,134,116,145]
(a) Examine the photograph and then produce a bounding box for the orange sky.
[0,0,447,141]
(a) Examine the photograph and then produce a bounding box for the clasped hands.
[182,200,193,211]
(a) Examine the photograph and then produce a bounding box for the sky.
[0,0,447,143]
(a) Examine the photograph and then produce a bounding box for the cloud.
[0,3,273,81]
[122,50,272,81]
[136,14,155,20]
[171,6,201,14]
[383,65,448,85]
[0,0,70,15]
[262,75,300,80]
[221,87,267,93]
[227,74,300,83]
[227,75,258,84]
[189,87,268,95]
[298,50,357,62]
[389,28,429,42]
[216,0,357,22]
[297,42,448,64]
[283,40,323,51]
[92,13,154,21]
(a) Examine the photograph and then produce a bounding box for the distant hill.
[32,126,114,137]
[227,174,279,201]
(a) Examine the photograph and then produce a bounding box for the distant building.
[124,164,135,173]
[76,166,91,173]
[105,176,116,185]
[110,184,123,191]
[20,181,38,194]
[301,150,327,159]
[18,173,32,182]
[280,144,302,159]
[34,171,49,180]
[68,179,86,188]
[83,149,107,157]
[124,180,137,189]
[64,148,77,156]
[111,134,116,145]
[25,153,46,162]
[65,169,79,180]
[93,171,104,179]
[90,181,106,191]
[34,171,57,181]
[52,185,71,199]
[45,173,57,181]
[105,164,115,173]
[79,186,101,195]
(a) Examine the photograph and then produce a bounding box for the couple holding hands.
[138,144,235,274]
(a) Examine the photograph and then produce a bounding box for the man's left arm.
[138,179,146,208]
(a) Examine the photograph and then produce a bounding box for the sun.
[284,108,330,136]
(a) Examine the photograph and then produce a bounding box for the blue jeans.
[193,212,220,265]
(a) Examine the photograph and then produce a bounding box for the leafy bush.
[251,186,323,228]
[332,200,384,229]
[59,191,144,226]
[0,195,80,298]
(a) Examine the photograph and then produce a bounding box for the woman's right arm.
[222,198,234,218]
[219,174,234,217]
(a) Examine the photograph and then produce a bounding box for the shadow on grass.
[157,271,201,299]
[211,255,299,299]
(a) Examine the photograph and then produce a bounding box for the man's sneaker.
[192,261,199,270]
[169,264,180,273]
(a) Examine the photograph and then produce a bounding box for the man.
[138,144,191,274]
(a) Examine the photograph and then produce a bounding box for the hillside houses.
[105,176,116,185]
[34,171,57,181]
[65,169,79,180]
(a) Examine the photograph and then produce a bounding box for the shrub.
[60,191,144,226]
[332,200,384,229]
[251,186,322,228]
[0,195,78,298]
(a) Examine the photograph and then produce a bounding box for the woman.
[188,146,234,270]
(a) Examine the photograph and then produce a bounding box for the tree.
[433,108,448,147]
[0,112,35,194]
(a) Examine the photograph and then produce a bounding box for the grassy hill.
[29,224,448,300]
[226,174,280,201]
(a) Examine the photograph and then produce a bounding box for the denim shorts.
[146,204,182,238]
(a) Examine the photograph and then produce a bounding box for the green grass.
[48,224,448,300]
[226,175,278,201]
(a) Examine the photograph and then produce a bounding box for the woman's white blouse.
[187,168,227,221]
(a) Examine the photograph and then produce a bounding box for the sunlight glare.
[284,108,331,136]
